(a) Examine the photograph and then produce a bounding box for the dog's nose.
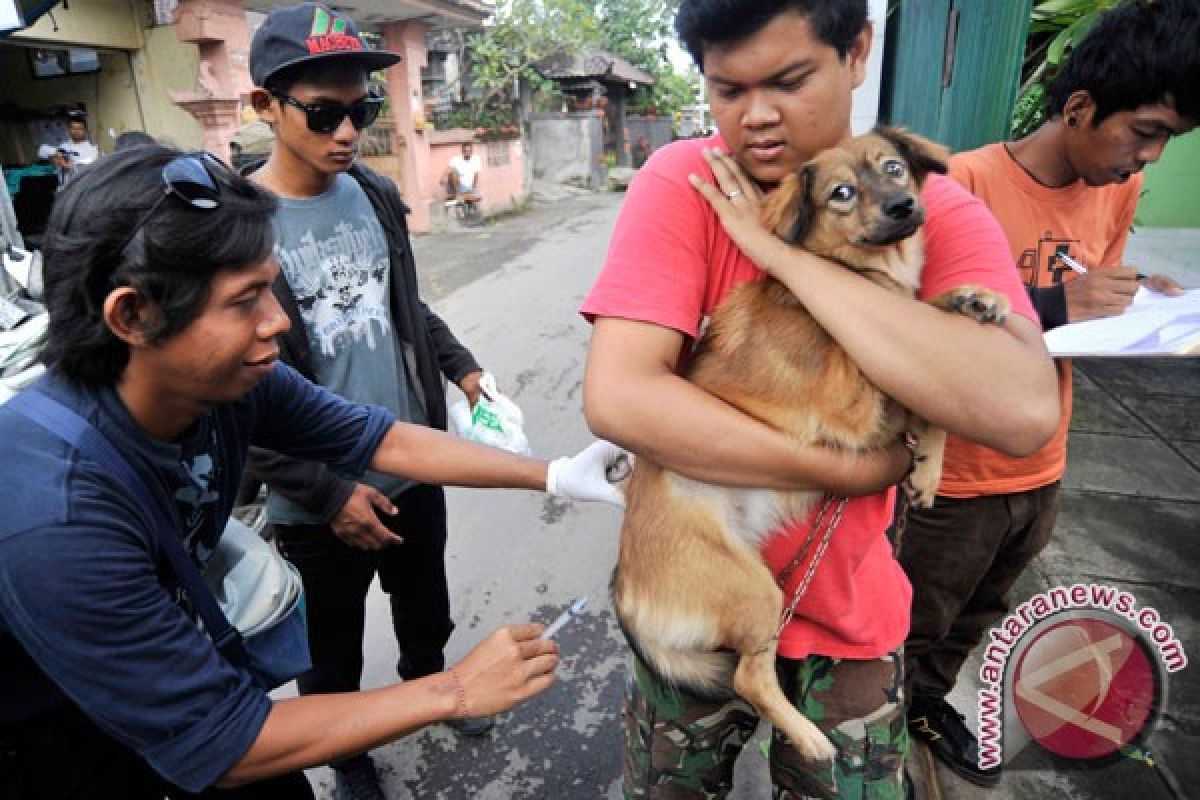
[883,195,915,220]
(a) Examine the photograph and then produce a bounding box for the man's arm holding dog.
[693,150,1059,457]
[585,319,912,493]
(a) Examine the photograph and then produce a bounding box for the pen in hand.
[1057,252,1147,281]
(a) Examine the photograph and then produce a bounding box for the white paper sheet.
[1043,287,1200,357]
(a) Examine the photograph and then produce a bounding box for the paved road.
[301,188,637,799]
[295,188,1199,799]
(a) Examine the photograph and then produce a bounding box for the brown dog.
[612,127,1010,761]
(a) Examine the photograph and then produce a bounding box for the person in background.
[447,141,483,205]
[56,113,99,182]
[899,0,1197,786]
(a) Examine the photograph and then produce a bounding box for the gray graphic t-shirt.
[268,173,426,524]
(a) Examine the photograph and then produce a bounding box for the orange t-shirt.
[939,143,1141,497]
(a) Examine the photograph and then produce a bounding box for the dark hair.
[1047,0,1200,125]
[263,57,370,96]
[40,146,278,386]
[114,131,157,151]
[675,0,868,71]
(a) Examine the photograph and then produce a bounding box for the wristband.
[447,666,469,719]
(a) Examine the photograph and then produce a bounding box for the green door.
[881,0,1033,153]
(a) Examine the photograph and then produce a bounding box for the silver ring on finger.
[727,189,743,200]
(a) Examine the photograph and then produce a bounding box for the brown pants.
[897,482,1061,702]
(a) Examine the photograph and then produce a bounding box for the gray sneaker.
[446,714,495,736]
[333,755,385,800]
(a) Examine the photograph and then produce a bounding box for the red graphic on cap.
[306,34,364,55]
[1013,617,1156,760]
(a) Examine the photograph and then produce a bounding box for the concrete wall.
[624,115,672,167]
[427,129,526,217]
[134,26,204,151]
[852,0,888,135]
[530,112,605,189]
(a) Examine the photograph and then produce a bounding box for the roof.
[535,49,654,86]
[241,0,490,29]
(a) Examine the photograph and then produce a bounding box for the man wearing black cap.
[243,5,491,798]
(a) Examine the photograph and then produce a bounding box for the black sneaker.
[333,754,385,800]
[907,696,1000,787]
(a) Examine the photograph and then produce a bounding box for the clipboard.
[1043,287,1200,358]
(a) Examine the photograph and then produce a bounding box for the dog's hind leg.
[726,588,836,762]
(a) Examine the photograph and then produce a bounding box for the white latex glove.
[546,440,630,507]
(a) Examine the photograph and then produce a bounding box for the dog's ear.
[761,165,815,245]
[874,126,950,183]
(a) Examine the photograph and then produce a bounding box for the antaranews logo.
[977,583,1185,770]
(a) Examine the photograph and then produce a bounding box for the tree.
[446,0,696,132]
[447,0,599,133]
[1012,0,1120,137]
[596,0,699,119]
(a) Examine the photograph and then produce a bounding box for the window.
[27,47,102,79]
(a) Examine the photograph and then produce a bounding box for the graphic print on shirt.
[173,425,221,564]
[1016,229,1079,291]
[276,213,391,357]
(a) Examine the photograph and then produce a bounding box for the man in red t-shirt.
[580,1,1059,797]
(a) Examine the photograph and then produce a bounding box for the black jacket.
[243,162,481,520]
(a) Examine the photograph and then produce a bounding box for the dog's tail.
[640,642,738,700]
[611,586,738,700]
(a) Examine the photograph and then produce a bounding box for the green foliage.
[597,0,700,120]
[1012,0,1119,137]
[451,0,697,133]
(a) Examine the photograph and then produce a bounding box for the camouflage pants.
[621,650,909,800]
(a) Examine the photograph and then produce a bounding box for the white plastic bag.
[448,372,532,455]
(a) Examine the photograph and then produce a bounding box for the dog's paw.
[903,448,939,508]
[794,729,838,763]
[935,285,1010,325]
[777,711,837,762]
[903,475,937,509]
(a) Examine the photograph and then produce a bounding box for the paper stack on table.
[1043,287,1200,357]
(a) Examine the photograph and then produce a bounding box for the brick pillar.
[380,20,432,233]
[171,0,254,163]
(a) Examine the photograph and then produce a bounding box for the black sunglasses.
[117,152,224,258]
[273,92,384,134]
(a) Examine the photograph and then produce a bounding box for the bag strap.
[6,389,250,667]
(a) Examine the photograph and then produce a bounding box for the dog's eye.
[883,159,907,179]
[829,184,856,203]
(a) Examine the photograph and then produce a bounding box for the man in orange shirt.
[900,0,1198,786]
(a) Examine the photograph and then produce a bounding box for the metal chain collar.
[775,493,848,638]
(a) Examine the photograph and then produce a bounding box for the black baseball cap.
[249,3,401,88]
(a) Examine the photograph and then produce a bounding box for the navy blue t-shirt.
[0,363,394,791]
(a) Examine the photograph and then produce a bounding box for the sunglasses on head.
[273,92,384,134]
[117,152,225,258]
